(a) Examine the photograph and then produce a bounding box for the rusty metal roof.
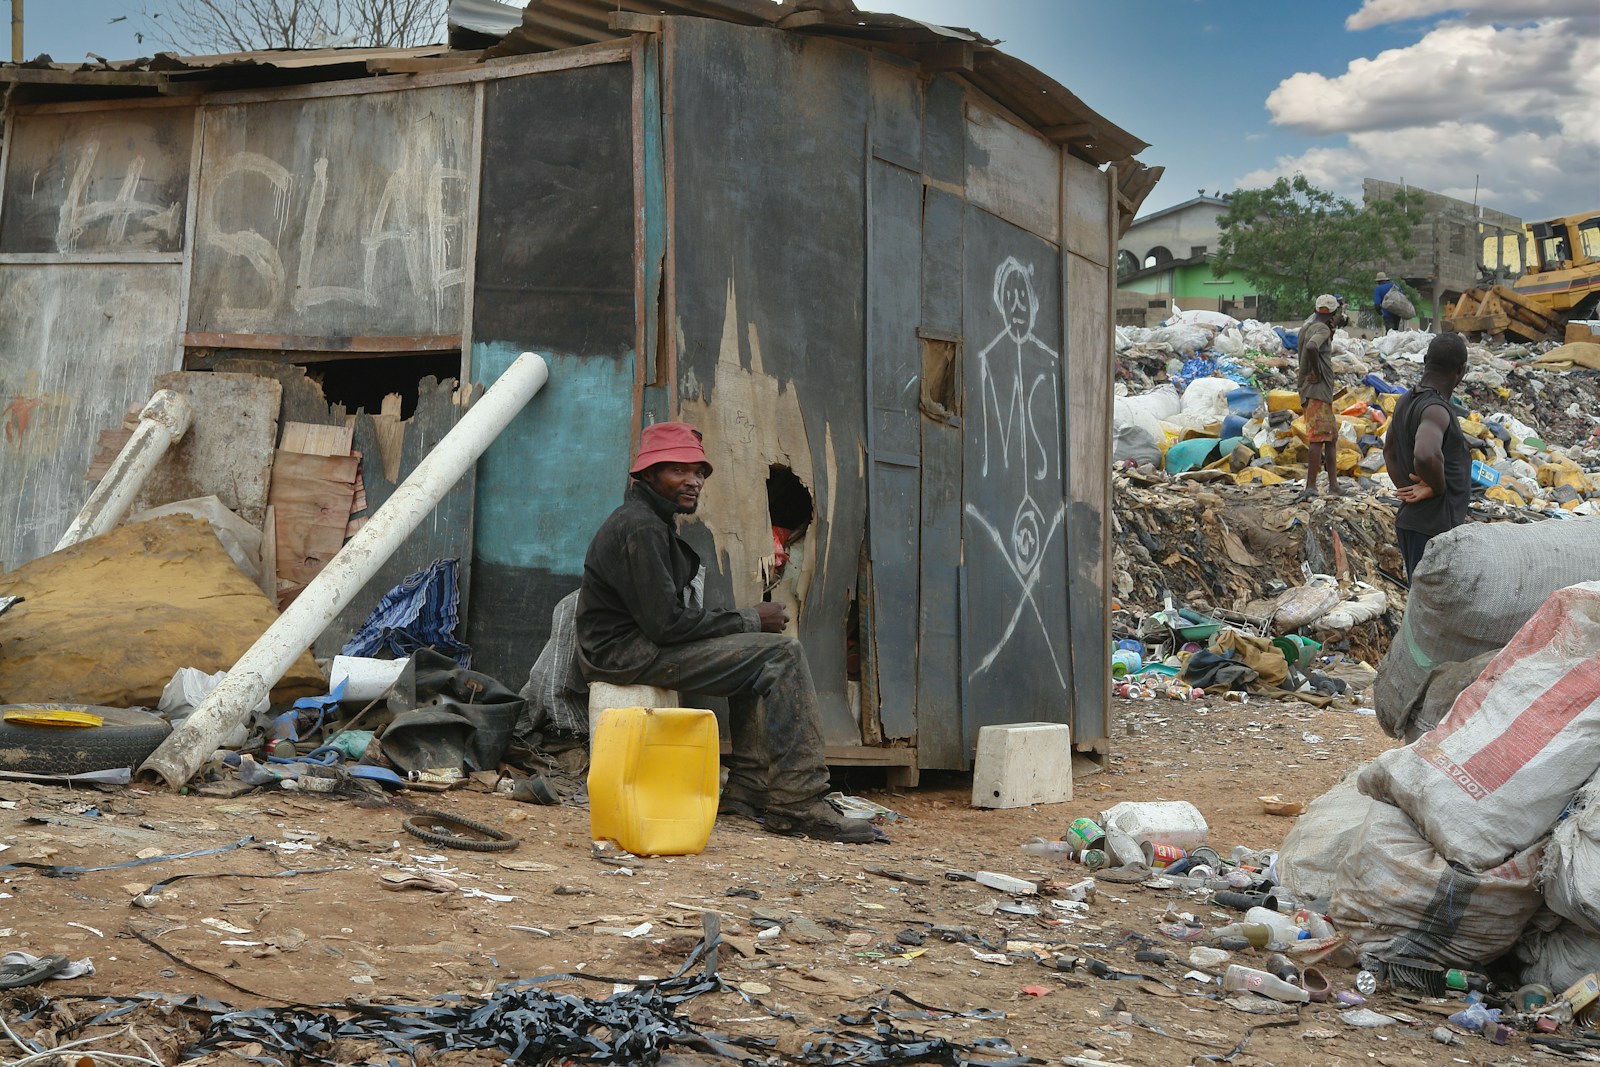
[0,0,1154,203]
[477,0,1148,165]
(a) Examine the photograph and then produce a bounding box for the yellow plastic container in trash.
[1266,390,1302,413]
[589,706,719,856]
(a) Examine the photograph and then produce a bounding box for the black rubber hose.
[401,810,519,852]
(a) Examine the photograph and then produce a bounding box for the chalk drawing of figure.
[966,256,1067,688]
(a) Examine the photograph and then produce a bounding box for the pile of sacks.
[1278,518,1600,992]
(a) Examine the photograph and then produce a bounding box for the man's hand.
[756,601,790,633]
[1394,473,1436,503]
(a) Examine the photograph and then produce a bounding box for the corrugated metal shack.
[0,0,1158,781]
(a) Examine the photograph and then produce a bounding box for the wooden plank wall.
[188,87,473,340]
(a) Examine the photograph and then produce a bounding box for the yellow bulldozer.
[1446,210,1600,342]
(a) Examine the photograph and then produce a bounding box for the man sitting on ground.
[576,421,874,844]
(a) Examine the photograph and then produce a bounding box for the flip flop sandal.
[402,811,519,852]
[0,954,70,990]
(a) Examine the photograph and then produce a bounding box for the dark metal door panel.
[865,159,923,741]
[959,205,1072,753]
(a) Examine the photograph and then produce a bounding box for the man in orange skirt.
[1296,294,1345,501]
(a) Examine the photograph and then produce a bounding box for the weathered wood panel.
[964,103,1060,246]
[1065,154,1110,268]
[865,159,922,742]
[1065,248,1112,752]
[189,86,472,338]
[467,61,637,687]
[268,449,358,605]
[923,75,965,190]
[0,109,194,254]
[0,264,182,571]
[668,19,868,747]
[144,371,280,526]
[960,206,1071,751]
[869,57,922,173]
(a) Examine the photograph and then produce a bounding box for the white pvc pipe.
[138,352,549,788]
[54,389,193,552]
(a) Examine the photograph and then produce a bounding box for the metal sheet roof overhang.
[478,0,1148,166]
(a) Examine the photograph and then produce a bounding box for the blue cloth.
[1274,326,1298,351]
[1360,373,1406,395]
[341,558,471,666]
[1374,280,1397,310]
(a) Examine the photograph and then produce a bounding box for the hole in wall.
[299,352,462,420]
[763,465,815,600]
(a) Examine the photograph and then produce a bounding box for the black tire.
[402,810,519,852]
[0,705,171,775]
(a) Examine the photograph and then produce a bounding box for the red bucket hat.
[630,422,712,475]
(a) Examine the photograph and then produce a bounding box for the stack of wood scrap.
[268,421,370,609]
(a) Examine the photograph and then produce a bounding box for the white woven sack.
[1373,517,1600,738]
[1381,286,1416,319]
[1327,799,1543,969]
[1275,770,1378,910]
[1542,772,1600,935]
[1361,581,1600,871]
[1512,910,1600,992]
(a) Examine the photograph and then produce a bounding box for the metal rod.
[137,352,550,789]
[54,389,193,553]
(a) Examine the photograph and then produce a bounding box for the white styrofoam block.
[587,682,679,737]
[970,722,1073,809]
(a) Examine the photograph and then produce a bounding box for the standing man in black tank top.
[1382,333,1471,582]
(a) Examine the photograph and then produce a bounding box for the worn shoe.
[717,789,767,823]
[764,798,877,844]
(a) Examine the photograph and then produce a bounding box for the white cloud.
[1242,12,1600,218]
[1346,0,1598,30]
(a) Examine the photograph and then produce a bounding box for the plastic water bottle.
[1021,838,1107,869]
[1245,906,1308,945]
[1223,964,1311,1003]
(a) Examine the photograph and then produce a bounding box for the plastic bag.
[1381,287,1416,319]
[1270,576,1341,631]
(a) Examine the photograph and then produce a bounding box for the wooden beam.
[917,41,973,72]
[609,11,663,34]
[367,56,483,74]
[0,67,167,87]
[184,332,461,353]
[1041,122,1094,142]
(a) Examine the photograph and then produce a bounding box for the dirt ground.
[0,694,1516,1067]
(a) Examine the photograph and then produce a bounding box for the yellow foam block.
[1235,468,1289,486]
[2,708,104,728]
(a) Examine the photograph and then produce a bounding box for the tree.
[131,0,445,54]
[1211,175,1424,320]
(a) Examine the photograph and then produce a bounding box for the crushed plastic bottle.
[1223,964,1310,1003]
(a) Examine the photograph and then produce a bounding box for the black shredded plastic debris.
[23,916,1035,1066]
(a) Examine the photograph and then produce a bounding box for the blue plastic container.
[1471,460,1500,488]
[1221,414,1248,440]
[1226,387,1261,417]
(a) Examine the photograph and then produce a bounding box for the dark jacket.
[576,480,757,679]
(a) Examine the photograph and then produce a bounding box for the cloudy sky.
[13,0,1597,221]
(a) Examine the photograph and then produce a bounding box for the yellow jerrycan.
[588,706,719,856]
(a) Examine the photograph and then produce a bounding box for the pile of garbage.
[1108,310,1600,665]
[1019,799,1600,1043]
[1113,309,1600,514]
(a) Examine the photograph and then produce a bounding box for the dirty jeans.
[587,633,829,808]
